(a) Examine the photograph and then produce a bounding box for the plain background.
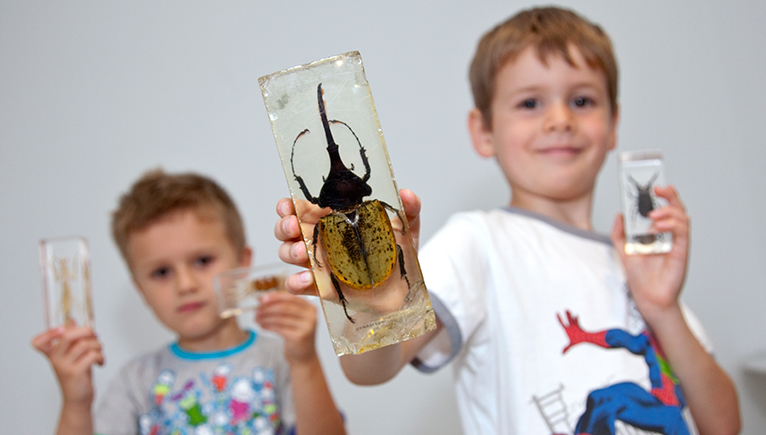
[3,1,765,433]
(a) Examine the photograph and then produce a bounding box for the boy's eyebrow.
[507,79,606,95]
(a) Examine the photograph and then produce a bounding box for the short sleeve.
[94,367,141,435]
[412,213,490,372]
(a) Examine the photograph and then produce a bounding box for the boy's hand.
[255,292,318,365]
[611,185,690,322]
[274,188,422,296]
[31,326,105,405]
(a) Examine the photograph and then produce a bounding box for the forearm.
[290,355,345,435]
[56,400,94,435]
[644,305,740,435]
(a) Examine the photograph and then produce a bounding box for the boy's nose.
[175,265,199,293]
[543,103,575,133]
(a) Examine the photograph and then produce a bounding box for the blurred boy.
[274,7,740,435]
[34,169,345,435]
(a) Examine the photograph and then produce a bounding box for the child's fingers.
[647,195,690,239]
[66,338,105,369]
[281,271,316,296]
[275,214,302,243]
[258,293,316,318]
[399,189,421,222]
[50,327,99,359]
[653,185,685,210]
[31,328,65,355]
[257,295,315,327]
[277,238,309,266]
[400,188,421,248]
[276,197,295,218]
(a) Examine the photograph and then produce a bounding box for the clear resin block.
[214,263,293,319]
[259,51,436,355]
[39,236,94,329]
[618,150,673,255]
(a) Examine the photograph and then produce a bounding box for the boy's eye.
[151,267,170,279]
[194,255,215,268]
[519,99,538,109]
[572,96,593,107]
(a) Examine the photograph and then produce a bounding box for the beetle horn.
[317,83,338,153]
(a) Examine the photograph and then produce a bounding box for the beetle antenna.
[290,128,320,204]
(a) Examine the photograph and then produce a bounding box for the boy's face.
[469,45,618,211]
[126,209,251,349]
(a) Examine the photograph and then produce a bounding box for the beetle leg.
[312,223,323,268]
[294,174,320,205]
[380,201,407,235]
[396,244,412,302]
[330,273,355,323]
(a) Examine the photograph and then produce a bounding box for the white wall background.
[2,1,765,433]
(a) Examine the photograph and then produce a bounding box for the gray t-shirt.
[94,330,295,435]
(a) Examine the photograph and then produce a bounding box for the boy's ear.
[239,246,253,267]
[468,108,495,158]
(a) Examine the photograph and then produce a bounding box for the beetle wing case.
[259,51,436,356]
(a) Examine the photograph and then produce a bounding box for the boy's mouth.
[178,301,206,313]
[539,145,582,156]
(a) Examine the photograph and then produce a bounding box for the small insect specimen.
[82,259,94,326]
[53,256,77,326]
[626,172,659,224]
[253,275,280,291]
[290,83,410,323]
[226,275,283,304]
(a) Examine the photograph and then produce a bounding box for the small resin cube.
[618,150,673,255]
[39,236,94,329]
[214,263,291,319]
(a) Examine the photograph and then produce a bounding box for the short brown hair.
[111,169,246,267]
[469,6,618,127]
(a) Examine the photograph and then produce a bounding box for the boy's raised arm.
[612,185,741,434]
[32,326,104,435]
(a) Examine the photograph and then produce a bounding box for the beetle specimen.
[626,172,659,224]
[290,83,410,323]
[625,172,664,245]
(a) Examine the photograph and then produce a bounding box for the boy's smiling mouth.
[538,145,582,157]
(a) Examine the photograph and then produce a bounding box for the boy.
[274,7,740,435]
[33,169,346,435]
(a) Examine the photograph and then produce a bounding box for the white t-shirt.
[95,330,295,435]
[413,208,709,435]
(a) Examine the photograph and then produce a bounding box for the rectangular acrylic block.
[259,51,436,356]
[39,236,94,329]
[214,263,293,319]
[618,150,673,255]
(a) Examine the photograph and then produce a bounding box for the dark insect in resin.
[290,83,409,323]
[626,172,663,245]
[627,172,659,224]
